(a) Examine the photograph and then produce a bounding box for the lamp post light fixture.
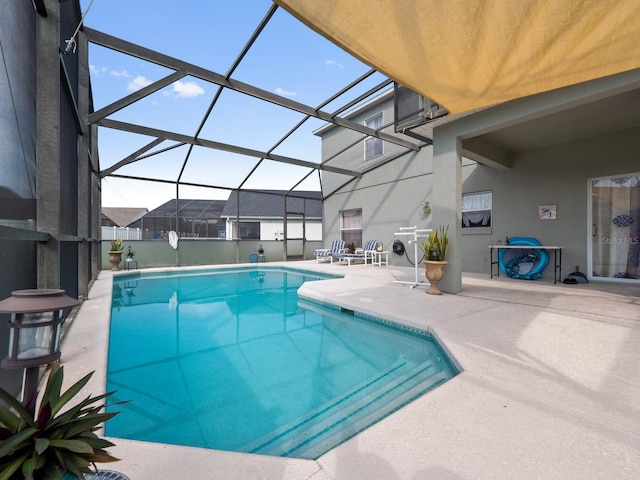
[0,289,80,411]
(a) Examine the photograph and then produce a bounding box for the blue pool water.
[107,267,458,459]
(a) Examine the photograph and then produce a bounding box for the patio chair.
[315,240,345,263]
[335,240,379,266]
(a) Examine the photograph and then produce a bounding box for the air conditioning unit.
[394,83,448,131]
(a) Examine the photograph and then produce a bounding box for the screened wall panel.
[0,0,38,397]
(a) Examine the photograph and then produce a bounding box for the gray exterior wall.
[321,93,431,255]
[319,91,639,284]
[323,147,433,261]
[461,126,640,277]
[321,91,411,196]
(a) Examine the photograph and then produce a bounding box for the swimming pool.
[107,267,458,459]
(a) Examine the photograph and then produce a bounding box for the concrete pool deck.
[57,262,640,479]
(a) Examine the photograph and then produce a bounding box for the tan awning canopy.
[275,0,640,115]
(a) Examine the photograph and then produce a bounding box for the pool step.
[243,359,449,459]
[239,360,406,455]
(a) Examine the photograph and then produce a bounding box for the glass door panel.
[590,173,640,281]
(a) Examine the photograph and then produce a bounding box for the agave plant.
[0,364,121,480]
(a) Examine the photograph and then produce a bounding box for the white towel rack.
[393,226,432,288]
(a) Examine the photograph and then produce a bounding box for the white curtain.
[462,191,492,211]
[341,209,362,246]
[592,174,640,279]
[462,192,492,227]
[341,209,362,229]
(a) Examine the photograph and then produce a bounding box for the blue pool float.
[498,237,549,280]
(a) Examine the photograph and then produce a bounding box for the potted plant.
[125,245,135,262]
[109,238,123,253]
[421,225,449,295]
[345,242,356,254]
[107,239,124,271]
[0,363,122,480]
[258,244,264,255]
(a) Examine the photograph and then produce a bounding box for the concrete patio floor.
[57,262,640,479]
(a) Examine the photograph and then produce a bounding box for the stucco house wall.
[461,126,640,278]
[322,147,432,258]
[321,91,411,196]
[319,93,639,284]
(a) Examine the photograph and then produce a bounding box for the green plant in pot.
[422,225,449,261]
[108,239,124,271]
[0,364,122,480]
[109,238,123,253]
[421,225,449,295]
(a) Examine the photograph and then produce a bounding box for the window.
[462,191,492,229]
[341,209,362,247]
[364,113,383,160]
[239,222,260,239]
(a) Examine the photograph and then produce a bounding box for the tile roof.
[102,207,149,227]
[221,190,322,218]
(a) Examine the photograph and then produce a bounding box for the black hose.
[406,249,425,266]
[393,239,425,266]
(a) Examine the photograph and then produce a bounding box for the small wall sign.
[538,204,556,220]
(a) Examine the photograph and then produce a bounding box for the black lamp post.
[0,289,80,411]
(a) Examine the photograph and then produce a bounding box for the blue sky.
[80,0,387,210]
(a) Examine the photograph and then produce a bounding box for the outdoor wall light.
[0,289,80,408]
[0,289,80,368]
[421,201,432,215]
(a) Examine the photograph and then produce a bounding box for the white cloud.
[89,64,107,76]
[127,75,153,92]
[324,59,344,68]
[110,68,132,78]
[275,87,297,97]
[167,80,205,98]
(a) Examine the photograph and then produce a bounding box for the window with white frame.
[364,113,383,161]
[340,208,362,247]
[462,191,492,229]
[239,222,260,239]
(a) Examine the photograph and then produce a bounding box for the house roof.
[145,199,227,220]
[221,190,322,218]
[275,0,640,115]
[102,207,148,227]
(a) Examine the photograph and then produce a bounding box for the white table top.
[488,245,562,249]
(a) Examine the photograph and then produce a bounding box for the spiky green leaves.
[0,364,123,480]
[421,225,450,261]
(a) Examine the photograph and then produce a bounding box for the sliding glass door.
[590,173,640,282]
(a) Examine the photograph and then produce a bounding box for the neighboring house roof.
[102,207,148,227]
[101,213,117,227]
[222,190,322,218]
[145,199,227,221]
